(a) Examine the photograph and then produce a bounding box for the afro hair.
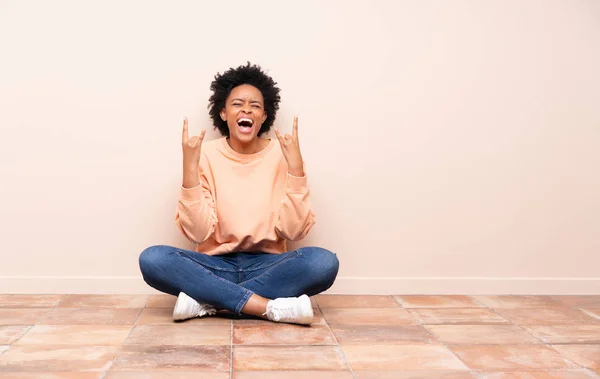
[208,62,281,137]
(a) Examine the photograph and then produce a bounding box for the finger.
[194,130,206,148]
[274,128,284,144]
[292,116,298,140]
[182,117,189,143]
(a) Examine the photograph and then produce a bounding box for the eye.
[252,104,261,108]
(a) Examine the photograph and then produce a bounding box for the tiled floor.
[0,295,599,378]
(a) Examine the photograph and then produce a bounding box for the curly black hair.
[208,62,281,137]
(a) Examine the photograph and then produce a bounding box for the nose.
[242,103,252,113]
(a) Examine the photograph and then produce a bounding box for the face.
[220,84,267,143]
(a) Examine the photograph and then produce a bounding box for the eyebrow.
[231,98,262,104]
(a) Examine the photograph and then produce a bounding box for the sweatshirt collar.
[219,136,275,162]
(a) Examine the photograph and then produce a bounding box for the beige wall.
[1,0,599,294]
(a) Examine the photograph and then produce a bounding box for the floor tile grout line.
[5,294,69,345]
[229,342,345,347]
[55,294,70,308]
[584,368,600,378]
[391,295,480,378]
[321,308,357,379]
[484,305,548,343]
[2,294,598,375]
[394,295,489,309]
[99,300,145,379]
[545,344,600,373]
[551,296,598,310]
[1,294,146,361]
[483,304,592,372]
[316,294,401,310]
[312,295,320,310]
[5,295,68,349]
[578,307,600,321]
[33,300,66,326]
[470,295,495,309]
[405,304,511,326]
[478,297,599,372]
[471,368,600,377]
[7,326,34,347]
[557,298,600,322]
[418,333,478,378]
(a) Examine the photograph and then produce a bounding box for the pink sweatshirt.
[175,136,316,255]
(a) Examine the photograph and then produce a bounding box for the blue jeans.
[138,245,339,314]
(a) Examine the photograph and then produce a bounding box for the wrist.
[182,166,199,189]
[183,161,198,172]
[288,167,305,177]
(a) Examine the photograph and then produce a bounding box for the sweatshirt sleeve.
[274,172,316,241]
[174,154,218,244]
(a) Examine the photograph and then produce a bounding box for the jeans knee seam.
[177,251,239,288]
[176,250,238,272]
[237,251,300,287]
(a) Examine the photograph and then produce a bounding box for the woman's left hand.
[275,116,304,176]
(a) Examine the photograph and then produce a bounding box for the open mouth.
[237,118,254,133]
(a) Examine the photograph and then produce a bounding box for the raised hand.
[182,117,206,188]
[274,116,304,177]
[182,117,206,168]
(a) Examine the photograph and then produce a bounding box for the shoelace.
[196,303,217,316]
[269,300,296,321]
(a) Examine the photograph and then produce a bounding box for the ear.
[220,108,226,122]
[261,112,267,124]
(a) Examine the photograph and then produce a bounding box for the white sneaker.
[172,292,217,321]
[264,294,314,325]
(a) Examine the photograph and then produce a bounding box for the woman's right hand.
[182,117,206,188]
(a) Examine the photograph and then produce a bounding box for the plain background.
[1,0,599,294]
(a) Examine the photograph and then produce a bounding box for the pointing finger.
[292,116,298,140]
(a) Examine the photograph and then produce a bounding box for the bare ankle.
[241,293,271,318]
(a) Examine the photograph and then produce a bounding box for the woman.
[138,63,339,325]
